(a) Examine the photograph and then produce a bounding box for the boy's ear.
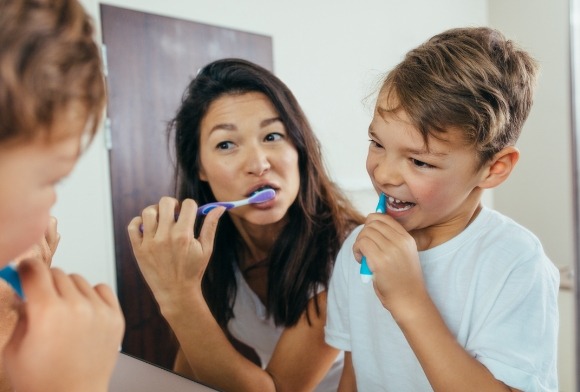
[478,146,520,189]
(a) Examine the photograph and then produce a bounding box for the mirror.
[569,0,580,389]
[49,0,577,389]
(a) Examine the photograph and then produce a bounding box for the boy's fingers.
[45,216,60,254]
[49,267,78,298]
[17,260,55,302]
[94,283,123,311]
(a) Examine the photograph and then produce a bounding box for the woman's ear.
[478,146,520,189]
[198,165,208,181]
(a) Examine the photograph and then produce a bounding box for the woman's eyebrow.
[209,117,281,134]
[260,117,282,128]
[209,123,236,134]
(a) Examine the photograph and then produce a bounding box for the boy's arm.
[394,292,521,391]
[337,352,357,392]
[355,214,524,391]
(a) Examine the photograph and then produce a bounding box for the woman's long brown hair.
[170,58,364,328]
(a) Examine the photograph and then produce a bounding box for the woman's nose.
[245,146,271,176]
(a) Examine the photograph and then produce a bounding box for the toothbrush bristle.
[249,188,276,203]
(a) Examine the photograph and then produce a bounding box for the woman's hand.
[127,197,225,311]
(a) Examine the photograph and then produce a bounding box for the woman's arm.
[337,352,357,392]
[170,292,339,392]
[266,291,340,392]
[128,198,339,391]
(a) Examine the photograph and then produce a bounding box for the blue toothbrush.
[0,264,23,298]
[360,193,387,283]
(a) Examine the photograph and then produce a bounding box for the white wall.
[51,0,580,389]
[488,0,576,390]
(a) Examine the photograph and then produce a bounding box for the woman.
[128,58,363,392]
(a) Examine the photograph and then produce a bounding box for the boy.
[325,27,559,391]
[0,0,125,391]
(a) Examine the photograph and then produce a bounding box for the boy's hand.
[353,213,428,317]
[3,260,125,392]
[0,216,61,392]
[13,216,60,267]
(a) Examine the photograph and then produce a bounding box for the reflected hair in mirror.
[168,58,364,328]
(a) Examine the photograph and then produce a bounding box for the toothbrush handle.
[360,193,387,283]
[138,201,236,233]
[196,202,236,216]
[360,256,373,283]
[0,264,23,298]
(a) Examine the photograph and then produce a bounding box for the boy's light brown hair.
[0,0,105,144]
[380,27,539,165]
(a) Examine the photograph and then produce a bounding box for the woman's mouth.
[386,195,415,212]
[248,185,275,197]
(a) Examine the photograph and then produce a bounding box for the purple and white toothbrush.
[139,188,276,232]
[195,188,276,215]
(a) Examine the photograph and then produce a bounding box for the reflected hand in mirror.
[127,58,365,392]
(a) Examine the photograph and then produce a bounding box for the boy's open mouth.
[386,195,415,212]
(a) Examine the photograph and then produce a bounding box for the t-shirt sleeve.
[325,227,361,352]
[467,241,560,391]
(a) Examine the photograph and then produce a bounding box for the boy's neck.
[410,202,483,251]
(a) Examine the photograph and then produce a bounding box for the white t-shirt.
[228,266,343,392]
[325,207,559,391]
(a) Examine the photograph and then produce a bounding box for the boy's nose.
[372,159,403,187]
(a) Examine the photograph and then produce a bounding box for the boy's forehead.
[371,105,472,152]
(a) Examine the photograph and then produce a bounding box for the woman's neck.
[231,215,287,271]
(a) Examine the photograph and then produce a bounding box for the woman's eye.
[264,132,283,142]
[411,158,434,168]
[216,141,235,150]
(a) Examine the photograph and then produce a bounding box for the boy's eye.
[411,158,434,168]
[216,141,235,150]
[369,139,383,148]
[264,132,283,142]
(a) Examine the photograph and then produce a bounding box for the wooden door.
[100,4,273,370]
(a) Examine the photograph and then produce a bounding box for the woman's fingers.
[197,206,225,258]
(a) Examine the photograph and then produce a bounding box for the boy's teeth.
[386,195,415,212]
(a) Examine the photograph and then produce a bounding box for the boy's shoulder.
[475,207,542,247]
[468,207,554,268]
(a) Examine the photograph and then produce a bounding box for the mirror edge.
[568,0,580,389]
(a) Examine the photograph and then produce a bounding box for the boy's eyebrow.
[404,147,448,157]
[209,117,281,134]
[369,126,449,157]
